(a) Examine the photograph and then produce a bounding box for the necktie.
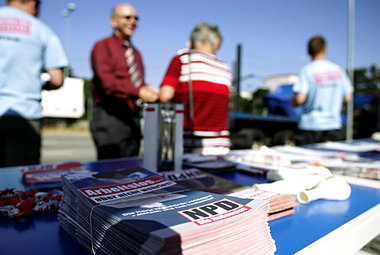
[124,41,142,87]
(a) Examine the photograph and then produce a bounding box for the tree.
[352,65,380,138]
[354,64,380,94]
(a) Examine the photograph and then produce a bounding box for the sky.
[2,0,380,92]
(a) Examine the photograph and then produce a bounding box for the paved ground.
[41,127,96,164]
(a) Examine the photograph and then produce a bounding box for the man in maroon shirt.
[90,3,158,159]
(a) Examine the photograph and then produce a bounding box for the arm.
[291,92,307,106]
[160,85,175,102]
[47,68,64,87]
[343,72,354,103]
[159,55,181,102]
[42,68,65,90]
[344,92,353,103]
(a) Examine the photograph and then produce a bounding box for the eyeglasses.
[116,15,139,21]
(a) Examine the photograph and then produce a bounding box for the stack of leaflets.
[182,154,236,173]
[226,188,297,221]
[160,168,243,194]
[273,145,380,181]
[21,161,92,189]
[161,169,297,221]
[58,167,276,255]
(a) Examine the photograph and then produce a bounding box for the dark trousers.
[296,129,344,145]
[0,116,41,167]
[90,104,141,160]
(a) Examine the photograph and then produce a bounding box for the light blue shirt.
[0,6,68,119]
[293,59,353,131]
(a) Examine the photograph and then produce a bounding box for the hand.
[159,85,175,102]
[139,86,159,102]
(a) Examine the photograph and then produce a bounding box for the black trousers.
[296,129,344,145]
[90,104,141,160]
[0,116,41,167]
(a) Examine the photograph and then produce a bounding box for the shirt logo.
[0,17,31,35]
[314,71,342,84]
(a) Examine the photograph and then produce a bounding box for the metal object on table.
[143,103,184,172]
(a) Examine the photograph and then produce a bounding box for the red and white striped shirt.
[161,49,231,155]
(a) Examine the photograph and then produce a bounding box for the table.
[1,158,379,255]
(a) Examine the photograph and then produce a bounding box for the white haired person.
[160,23,231,155]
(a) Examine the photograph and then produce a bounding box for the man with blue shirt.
[0,0,68,167]
[292,36,353,144]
